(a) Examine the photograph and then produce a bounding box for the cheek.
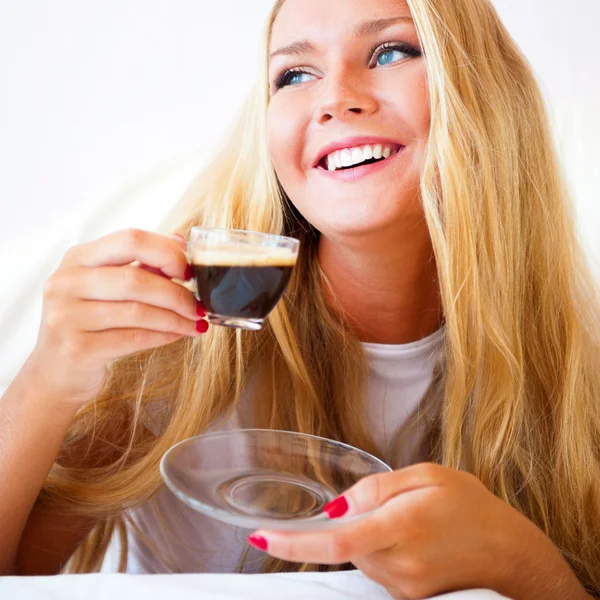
[405,69,431,141]
[382,68,431,191]
[266,96,307,187]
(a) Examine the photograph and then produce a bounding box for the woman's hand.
[24,228,208,411]
[249,463,589,600]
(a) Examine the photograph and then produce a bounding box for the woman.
[1,0,599,598]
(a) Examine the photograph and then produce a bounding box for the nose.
[315,66,378,125]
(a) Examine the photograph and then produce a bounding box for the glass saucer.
[160,429,392,531]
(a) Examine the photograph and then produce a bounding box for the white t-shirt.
[121,326,445,574]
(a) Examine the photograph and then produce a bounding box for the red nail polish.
[196,301,207,318]
[323,496,349,519]
[248,535,268,552]
[196,320,209,334]
[184,264,194,280]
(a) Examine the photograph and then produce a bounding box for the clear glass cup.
[160,429,392,532]
[187,228,300,331]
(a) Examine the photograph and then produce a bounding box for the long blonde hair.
[42,0,600,591]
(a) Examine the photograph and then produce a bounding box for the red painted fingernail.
[195,320,209,334]
[248,535,268,552]
[184,264,194,280]
[196,300,207,318]
[323,496,349,519]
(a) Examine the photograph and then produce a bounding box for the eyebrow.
[269,16,414,60]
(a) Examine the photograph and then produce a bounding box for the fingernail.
[195,320,209,334]
[323,496,349,519]
[248,535,268,552]
[170,233,186,240]
[196,300,207,318]
[184,264,194,280]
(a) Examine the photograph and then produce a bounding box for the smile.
[315,144,405,181]
[318,143,402,171]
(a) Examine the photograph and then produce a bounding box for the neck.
[318,228,443,344]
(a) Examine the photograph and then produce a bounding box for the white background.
[0,0,598,386]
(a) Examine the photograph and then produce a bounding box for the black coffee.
[191,249,295,321]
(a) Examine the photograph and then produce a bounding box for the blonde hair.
[42,0,600,591]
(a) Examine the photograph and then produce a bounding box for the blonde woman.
[1,0,599,598]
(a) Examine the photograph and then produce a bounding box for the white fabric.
[120,327,445,575]
[0,572,513,600]
[363,331,445,460]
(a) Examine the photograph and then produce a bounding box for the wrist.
[10,356,81,424]
[497,525,587,600]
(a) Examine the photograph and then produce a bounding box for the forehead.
[270,0,413,51]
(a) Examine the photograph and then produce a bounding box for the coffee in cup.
[187,229,300,330]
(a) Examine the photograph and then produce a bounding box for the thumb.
[324,464,444,519]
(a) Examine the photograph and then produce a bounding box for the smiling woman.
[2,0,600,598]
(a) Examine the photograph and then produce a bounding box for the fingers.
[60,228,190,281]
[333,463,446,518]
[135,233,188,278]
[250,513,393,565]
[137,264,170,279]
[248,465,447,566]
[250,478,443,566]
[48,265,199,321]
[74,300,202,337]
[75,328,187,362]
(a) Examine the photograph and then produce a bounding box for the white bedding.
[0,571,513,600]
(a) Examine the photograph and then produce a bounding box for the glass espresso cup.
[187,228,300,330]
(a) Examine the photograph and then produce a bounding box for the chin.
[301,199,415,239]
[314,217,406,241]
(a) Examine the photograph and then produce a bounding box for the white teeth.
[340,149,353,168]
[322,143,398,171]
[351,147,364,166]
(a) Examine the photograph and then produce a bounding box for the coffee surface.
[190,245,296,267]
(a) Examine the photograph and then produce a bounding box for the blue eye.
[376,46,414,67]
[276,69,316,89]
[288,72,314,85]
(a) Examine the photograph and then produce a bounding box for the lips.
[315,145,405,181]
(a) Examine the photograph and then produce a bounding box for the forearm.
[0,358,78,574]
[498,531,593,600]
[507,569,592,600]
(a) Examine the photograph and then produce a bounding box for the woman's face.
[267,0,430,240]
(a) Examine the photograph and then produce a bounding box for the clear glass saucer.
[160,429,392,531]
